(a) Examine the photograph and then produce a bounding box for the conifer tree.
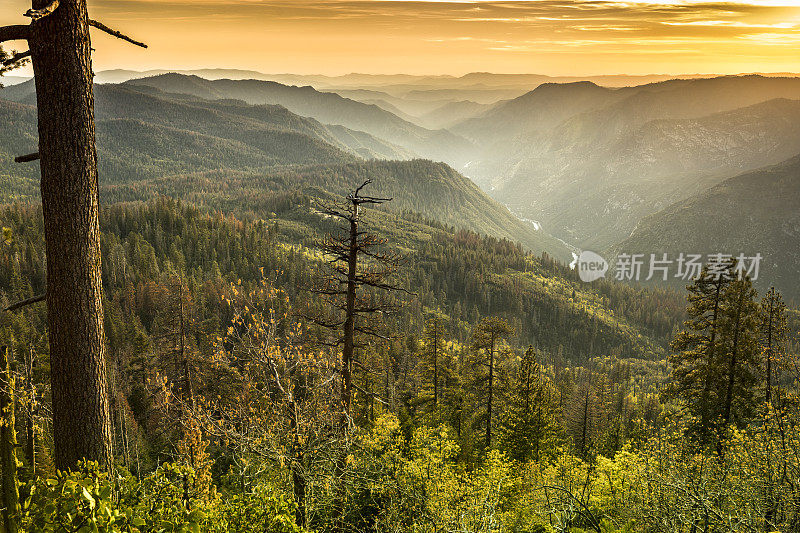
[665,264,733,444]
[759,287,788,533]
[719,275,760,428]
[1,0,146,470]
[760,287,787,407]
[309,180,404,425]
[418,312,448,412]
[469,316,514,449]
[500,346,558,462]
[666,261,761,445]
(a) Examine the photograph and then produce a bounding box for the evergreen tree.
[500,346,558,462]
[665,264,733,445]
[468,316,514,449]
[719,275,760,428]
[417,312,448,413]
[666,262,762,445]
[760,287,788,407]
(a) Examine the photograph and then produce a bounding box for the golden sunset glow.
[3,0,800,76]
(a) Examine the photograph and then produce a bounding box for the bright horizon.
[3,0,800,77]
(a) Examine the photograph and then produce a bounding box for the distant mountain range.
[0,80,569,259]
[122,74,476,167]
[453,75,800,250]
[91,68,800,90]
[3,69,799,296]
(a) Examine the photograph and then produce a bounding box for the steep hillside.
[1,81,411,162]
[98,160,572,260]
[416,100,493,130]
[453,81,618,150]
[614,153,800,301]
[503,97,800,249]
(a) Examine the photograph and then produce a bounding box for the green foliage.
[208,486,303,533]
[21,461,302,533]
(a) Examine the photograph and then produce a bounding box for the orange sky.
[3,0,800,76]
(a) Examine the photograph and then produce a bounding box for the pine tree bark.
[341,212,358,423]
[27,0,113,470]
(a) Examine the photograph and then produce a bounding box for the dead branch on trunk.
[0,25,30,44]
[3,294,46,313]
[14,152,39,163]
[2,50,30,68]
[88,20,147,48]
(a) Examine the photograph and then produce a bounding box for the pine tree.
[417,312,448,413]
[468,316,514,449]
[666,261,761,446]
[759,288,788,533]
[664,264,733,444]
[1,0,146,471]
[719,275,760,429]
[760,287,788,408]
[500,346,558,462]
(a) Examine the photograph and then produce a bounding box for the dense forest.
[1,195,799,532]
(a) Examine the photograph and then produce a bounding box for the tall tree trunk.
[765,294,774,407]
[27,0,113,470]
[702,276,723,435]
[486,332,495,449]
[22,348,36,480]
[433,324,438,408]
[723,284,747,427]
[335,208,358,533]
[289,400,306,528]
[0,346,20,533]
[581,388,590,458]
[341,212,357,422]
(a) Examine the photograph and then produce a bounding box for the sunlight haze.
[3,0,800,76]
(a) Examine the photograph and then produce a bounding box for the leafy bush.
[21,461,302,533]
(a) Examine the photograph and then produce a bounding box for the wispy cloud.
[4,0,798,74]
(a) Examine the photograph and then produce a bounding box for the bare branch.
[3,294,45,313]
[0,25,30,44]
[353,179,372,198]
[2,50,30,68]
[24,0,59,21]
[88,19,147,49]
[354,196,392,205]
[15,152,39,163]
[352,383,389,405]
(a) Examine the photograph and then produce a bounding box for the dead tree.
[307,180,407,532]
[1,0,146,470]
[309,180,407,425]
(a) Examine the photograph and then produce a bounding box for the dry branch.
[88,20,147,48]
[15,152,39,163]
[2,50,30,68]
[0,25,30,44]
[3,294,45,313]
